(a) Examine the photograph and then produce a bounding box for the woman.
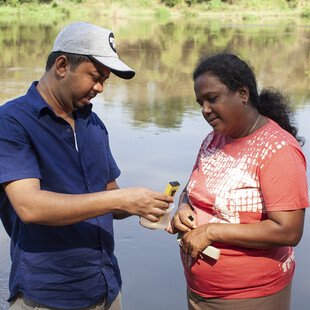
[169,53,309,310]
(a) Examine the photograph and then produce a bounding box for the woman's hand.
[166,203,197,234]
[180,224,213,259]
[178,208,306,259]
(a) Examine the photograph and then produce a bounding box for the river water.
[0,14,309,310]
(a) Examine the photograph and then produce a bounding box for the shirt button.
[66,128,71,133]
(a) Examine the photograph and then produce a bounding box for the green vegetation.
[0,6,309,124]
[301,7,310,18]
[0,0,309,20]
[0,1,308,131]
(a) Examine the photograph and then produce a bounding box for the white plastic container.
[140,203,175,230]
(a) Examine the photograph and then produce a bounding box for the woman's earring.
[243,101,247,108]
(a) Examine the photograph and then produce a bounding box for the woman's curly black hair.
[193,53,304,146]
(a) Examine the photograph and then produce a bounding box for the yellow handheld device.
[164,181,180,197]
[140,181,180,230]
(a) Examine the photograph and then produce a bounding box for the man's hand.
[118,187,173,222]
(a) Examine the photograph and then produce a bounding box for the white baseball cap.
[52,22,135,79]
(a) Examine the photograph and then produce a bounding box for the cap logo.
[109,33,117,53]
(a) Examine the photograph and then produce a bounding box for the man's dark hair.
[45,52,90,71]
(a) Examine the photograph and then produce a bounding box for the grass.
[0,0,309,22]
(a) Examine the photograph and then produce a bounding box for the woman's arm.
[180,208,305,259]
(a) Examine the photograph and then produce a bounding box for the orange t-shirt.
[184,119,309,299]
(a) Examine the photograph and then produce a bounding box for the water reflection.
[0,17,309,110]
[0,16,309,310]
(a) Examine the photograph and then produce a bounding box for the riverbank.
[0,0,309,23]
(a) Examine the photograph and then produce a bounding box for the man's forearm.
[4,178,172,226]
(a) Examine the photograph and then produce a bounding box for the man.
[0,22,172,309]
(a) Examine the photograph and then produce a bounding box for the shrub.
[301,7,310,18]
[161,0,181,7]
[155,6,171,18]
[209,0,223,9]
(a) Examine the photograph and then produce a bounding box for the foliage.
[242,13,258,21]
[180,0,301,7]
[234,0,289,10]
[0,0,308,17]
[301,7,310,18]
[0,0,53,3]
[0,0,307,8]
[286,0,299,8]
[209,0,224,9]
[161,0,181,7]
[0,12,309,122]
[155,6,171,18]
[158,0,310,11]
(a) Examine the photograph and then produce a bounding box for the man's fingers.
[155,193,174,204]
[141,213,161,223]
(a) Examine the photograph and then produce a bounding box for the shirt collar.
[27,81,93,119]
